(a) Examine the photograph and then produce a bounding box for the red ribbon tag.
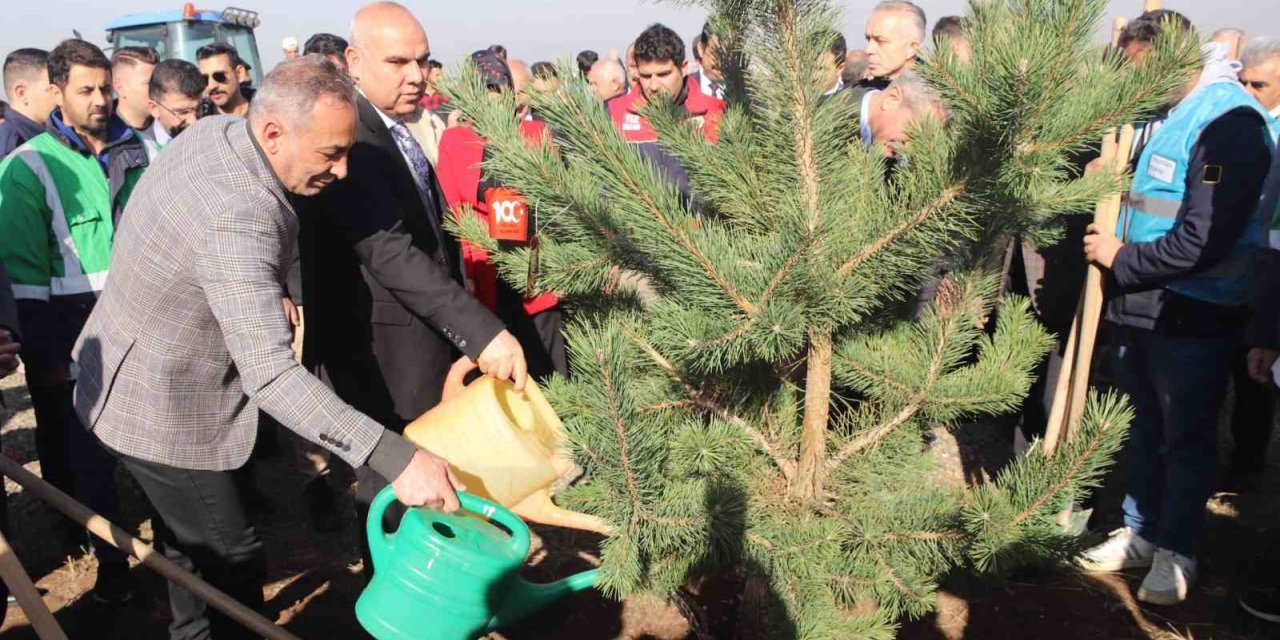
[484,187,530,243]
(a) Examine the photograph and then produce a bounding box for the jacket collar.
[1,104,44,142]
[239,118,293,211]
[47,108,137,155]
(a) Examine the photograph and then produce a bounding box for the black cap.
[471,49,512,90]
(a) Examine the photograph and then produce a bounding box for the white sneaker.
[1138,548,1197,606]
[1079,527,1155,572]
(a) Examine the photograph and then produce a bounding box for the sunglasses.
[202,71,231,84]
[1242,80,1271,90]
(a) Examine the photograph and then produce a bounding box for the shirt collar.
[1271,104,1280,120]
[860,89,878,147]
[150,119,172,146]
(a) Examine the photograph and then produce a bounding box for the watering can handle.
[458,492,532,557]
[367,486,399,573]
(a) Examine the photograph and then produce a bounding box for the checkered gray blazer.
[73,116,387,471]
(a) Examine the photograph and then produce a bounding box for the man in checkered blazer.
[71,57,462,639]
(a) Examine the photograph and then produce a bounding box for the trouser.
[27,366,74,494]
[114,450,265,640]
[1114,326,1236,557]
[27,362,128,574]
[1229,347,1275,472]
[496,284,569,380]
[355,464,402,583]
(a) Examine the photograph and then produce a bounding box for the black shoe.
[1240,584,1280,624]
[89,564,133,606]
[305,478,342,533]
[1221,466,1264,494]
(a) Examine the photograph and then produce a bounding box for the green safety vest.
[0,131,146,301]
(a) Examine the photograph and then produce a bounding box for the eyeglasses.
[1242,80,1271,90]
[155,100,199,119]
[202,71,231,85]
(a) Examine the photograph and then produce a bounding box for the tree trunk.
[794,330,833,499]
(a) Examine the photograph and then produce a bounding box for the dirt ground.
[1,369,1278,640]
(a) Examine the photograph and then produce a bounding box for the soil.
[0,369,1277,640]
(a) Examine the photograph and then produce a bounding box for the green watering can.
[356,486,599,640]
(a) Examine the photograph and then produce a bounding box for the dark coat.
[0,105,43,158]
[296,96,505,428]
[0,262,17,340]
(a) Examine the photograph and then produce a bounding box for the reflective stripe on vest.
[1120,82,1279,306]
[5,146,111,300]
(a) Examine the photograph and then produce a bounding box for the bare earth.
[0,370,1276,639]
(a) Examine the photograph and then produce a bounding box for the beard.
[78,113,109,137]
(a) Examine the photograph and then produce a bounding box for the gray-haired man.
[1241,36,1280,119]
[72,56,462,639]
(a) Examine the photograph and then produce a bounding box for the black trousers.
[27,368,74,495]
[27,365,129,574]
[1229,347,1275,472]
[114,450,265,640]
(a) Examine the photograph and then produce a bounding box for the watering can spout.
[491,570,600,629]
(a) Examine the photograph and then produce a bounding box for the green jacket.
[0,110,149,302]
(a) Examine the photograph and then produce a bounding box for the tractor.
[105,4,265,87]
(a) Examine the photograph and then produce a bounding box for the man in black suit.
[296,1,528,571]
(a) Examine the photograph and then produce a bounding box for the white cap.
[282,36,299,51]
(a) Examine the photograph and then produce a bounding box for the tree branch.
[631,334,797,480]
[836,185,966,278]
[1011,411,1117,526]
[597,348,645,536]
[576,100,758,314]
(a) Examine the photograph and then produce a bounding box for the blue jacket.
[1106,89,1275,335]
[0,104,44,159]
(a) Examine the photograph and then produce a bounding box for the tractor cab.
[105,4,265,87]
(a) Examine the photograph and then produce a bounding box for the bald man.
[625,41,639,88]
[296,1,527,575]
[588,59,627,102]
[506,58,535,119]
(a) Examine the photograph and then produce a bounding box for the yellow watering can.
[403,374,610,535]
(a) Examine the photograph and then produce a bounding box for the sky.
[2,0,1278,79]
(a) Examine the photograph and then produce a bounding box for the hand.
[476,330,528,392]
[0,329,19,378]
[1084,223,1124,269]
[1247,348,1280,385]
[281,297,300,328]
[391,449,466,512]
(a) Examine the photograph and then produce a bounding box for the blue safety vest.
[1120,82,1278,306]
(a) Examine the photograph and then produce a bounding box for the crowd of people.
[0,0,1278,637]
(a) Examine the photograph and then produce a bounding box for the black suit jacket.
[296,96,505,427]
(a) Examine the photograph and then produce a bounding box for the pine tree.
[444,0,1200,636]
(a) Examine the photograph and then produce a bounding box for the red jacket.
[436,120,559,316]
[607,76,725,195]
[607,75,725,143]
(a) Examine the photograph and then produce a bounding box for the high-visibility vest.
[1121,82,1279,306]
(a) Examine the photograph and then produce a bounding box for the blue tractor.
[105,4,266,87]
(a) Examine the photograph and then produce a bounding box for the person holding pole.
[1078,33,1279,605]
[71,57,466,640]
